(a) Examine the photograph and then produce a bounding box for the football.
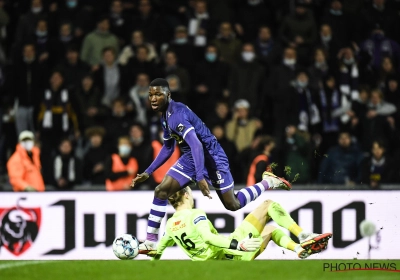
[112,234,140,260]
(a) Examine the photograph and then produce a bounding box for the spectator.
[212,124,237,168]
[267,47,298,138]
[151,128,180,185]
[321,0,348,47]
[12,43,48,135]
[109,0,130,46]
[14,0,46,52]
[377,57,398,91]
[308,48,330,91]
[384,75,400,114]
[118,30,158,65]
[161,50,190,104]
[254,25,281,73]
[359,26,400,74]
[46,138,82,189]
[131,0,168,47]
[235,0,273,42]
[7,130,45,192]
[37,70,79,157]
[74,74,105,130]
[226,99,262,152]
[95,47,128,109]
[127,73,150,126]
[212,22,242,65]
[56,45,90,91]
[361,140,395,188]
[287,70,321,138]
[103,97,133,151]
[105,136,138,191]
[187,0,215,48]
[205,100,231,128]
[317,24,340,66]
[48,22,78,67]
[318,131,363,185]
[361,0,400,42]
[126,45,156,84]
[129,123,153,173]
[361,88,397,151]
[32,18,50,63]
[283,125,311,183]
[279,1,317,65]
[337,47,359,104]
[246,135,275,186]
[83,126,108,185]
[161,26,195,73]
[193,44,230,119]
[80,16,119,68]
[228,43,265,117]
[350,86,370,142]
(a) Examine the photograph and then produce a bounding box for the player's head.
[148,78,171,112]
[168,186,194,210]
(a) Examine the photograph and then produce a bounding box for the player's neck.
[175,203,192,211]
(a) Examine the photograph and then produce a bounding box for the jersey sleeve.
[153,231,175,260]
[192,211,232,249]
[168,111,194,140]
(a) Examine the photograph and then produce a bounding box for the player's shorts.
[166,152,234,194]
[216,216,264,261]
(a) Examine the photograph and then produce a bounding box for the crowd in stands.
[1,0,400,191]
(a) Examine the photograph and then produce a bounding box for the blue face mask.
[175,38,187,45]
[205,53,217,62]
[67,0,78,8]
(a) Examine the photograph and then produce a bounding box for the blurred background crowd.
[1,0,400,192]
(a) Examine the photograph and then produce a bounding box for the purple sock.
[236,183,265,208]
[146,197,167,242]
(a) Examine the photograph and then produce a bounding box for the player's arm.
[144,137,176,175]
[152,232,175,260]
[183,130,204,182]
[193,215,261,252]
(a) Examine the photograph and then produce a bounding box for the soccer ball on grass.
[112,234,140,260]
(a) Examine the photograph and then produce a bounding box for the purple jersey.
[161,100,229,172]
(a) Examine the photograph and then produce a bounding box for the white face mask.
[242,51,255,62]
[283,58,296,66]
[118,144,131,156]
[32,7,43,14]
[21,140,34,151]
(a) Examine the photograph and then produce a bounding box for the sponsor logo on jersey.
[0,198,41,256]
[193,216,206,224]
[174,220,181,226]
[177,123,185,133]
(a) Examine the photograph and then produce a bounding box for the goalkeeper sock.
[237,181,268,208]
[271,228,297,251]
[268,202,303,237]
[146,197,167,242]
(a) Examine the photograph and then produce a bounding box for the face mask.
[283,58,296,66]
[315,62,326,69]
[242,51,255,62]
[343,57,355,65]
[205,52,217,62]
[297,80,308,88]
[175,38,187,45]
[32,7,42,14]
[67,0,78,8]
[21,140,34,151]
[131,136,143,145]
[372,33,384,40]
[118,144,131,156]
[36,30,48,37]
[330,9,343,16]
[321,34,331,43]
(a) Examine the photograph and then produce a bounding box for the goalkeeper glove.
[236,233,261,252]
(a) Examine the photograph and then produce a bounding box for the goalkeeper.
[145,186,332,260]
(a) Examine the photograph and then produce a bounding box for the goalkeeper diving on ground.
[140,185,332,260]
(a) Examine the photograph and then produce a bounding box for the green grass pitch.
[1,260,399,280]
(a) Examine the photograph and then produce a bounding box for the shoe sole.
[263,171,292,190]
[301,233,332,255]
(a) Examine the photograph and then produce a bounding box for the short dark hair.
[102,46,116,55]
[150,78,170,89]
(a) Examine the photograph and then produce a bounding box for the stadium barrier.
[0,191,398,260]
